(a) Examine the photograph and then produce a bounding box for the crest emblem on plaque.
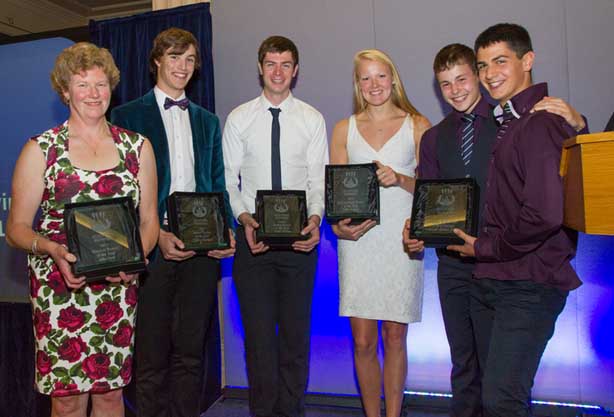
[436,186,455,207]
[273,200,289,213]
[192,200,208,218]
[342,174,359,189]
[91,212,112,232]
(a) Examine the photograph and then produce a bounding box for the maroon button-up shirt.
[474,83,582,291]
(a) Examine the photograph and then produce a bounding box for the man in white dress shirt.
[223,35,328,417]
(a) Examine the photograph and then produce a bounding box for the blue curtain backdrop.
[89,3,215,112]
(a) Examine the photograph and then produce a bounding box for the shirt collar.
[154,86,187,110]
[259,91,295,113]
[493,82,549,121]
[453,95,491,123]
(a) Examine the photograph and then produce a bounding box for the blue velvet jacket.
[110,90,232,226]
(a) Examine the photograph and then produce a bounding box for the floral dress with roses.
[29,121,144,396]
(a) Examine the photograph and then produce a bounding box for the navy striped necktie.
[460,113,476,167]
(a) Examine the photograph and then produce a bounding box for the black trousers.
[135,251,219,417]
[233,227,317,417]
[471,278,568,417]
[437,259,486,417]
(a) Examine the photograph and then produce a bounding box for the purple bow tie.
[164,97,189,110]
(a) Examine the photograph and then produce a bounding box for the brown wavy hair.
[433,43,477,74]
[50,42,119,104]
[149,28,201,77]
[258,35,299,67]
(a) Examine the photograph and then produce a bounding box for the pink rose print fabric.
[28,121,145,396]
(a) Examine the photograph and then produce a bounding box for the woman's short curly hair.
[50,42,120,103]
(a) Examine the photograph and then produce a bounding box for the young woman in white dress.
[330,49,431,417]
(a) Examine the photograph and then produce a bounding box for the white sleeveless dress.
[338,115,424,323]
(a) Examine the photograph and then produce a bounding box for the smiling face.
[357,58,393,108]
[436,62,481,113]
[63,66,111,122]
[476,41,534,105]
[155,44,196,99]
[258,51,298,105]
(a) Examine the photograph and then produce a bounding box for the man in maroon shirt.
[448,23,583,417]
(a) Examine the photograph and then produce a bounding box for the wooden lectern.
[559,131,614,235]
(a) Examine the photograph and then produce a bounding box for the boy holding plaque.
[405,43,585,417]
[222,35,328,417]
[443,23,584,416]
[111,28,235,417]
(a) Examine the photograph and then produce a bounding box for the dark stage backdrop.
[90,2,215,112]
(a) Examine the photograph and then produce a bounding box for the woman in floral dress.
[6,42,158,416]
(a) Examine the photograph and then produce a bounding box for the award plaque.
[409,178,479,247]
[64,197,146,283]
[166,192,230,254]
[325,163,380,224]
[255,190,309,249]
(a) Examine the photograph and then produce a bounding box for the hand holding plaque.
[255,190,309,249]
[64,197,146,283]
[408,178,479,247]
[167,192,231,254]
[325,163,380,224]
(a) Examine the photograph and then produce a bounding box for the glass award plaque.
[409,178,479,247]
[325,163,380,224]
[64,197,146,283]
[166,191,230,254]
[255,190,309,249]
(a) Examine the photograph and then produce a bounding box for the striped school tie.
[460,113,476,167]
[496,102,515,140]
